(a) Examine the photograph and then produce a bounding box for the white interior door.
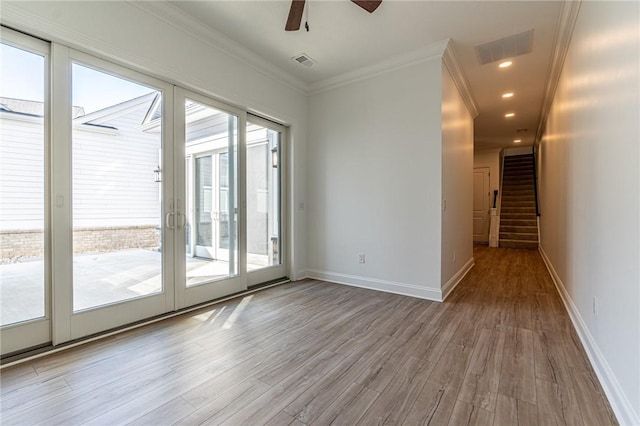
[473,167,491,242]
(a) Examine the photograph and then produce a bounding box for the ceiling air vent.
[475,30,534,65]
[292,53,316,68]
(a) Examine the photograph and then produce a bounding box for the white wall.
[474,149,500,198]
[538,2,640,424]
[441,65,474,294]
[307,56,444,300]
[1,1,308,278]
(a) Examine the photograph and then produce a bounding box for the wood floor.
[0,247,617,425]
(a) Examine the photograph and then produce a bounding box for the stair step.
[502,195,535,202]
[500,225,538,233]
[504,167,533,172]
[502,190,535,196]
[502,185,535,191]
[503,171,534,177]
[500,213,537,220]
[500,239,538,250]
[504,161,533,168]
[500,219,537,226]
[505,154,533,160]
[502,207,536,214]
[503,176,534,181]
[499,232,538,241]
[501,200,536,207]
[502,187,535,192]
[503,178,534,183]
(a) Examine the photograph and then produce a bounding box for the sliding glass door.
[175,89,245,308]
[246,116,287,286]
[0,35,289,356]
[64,51,175,339]
[0,28,51,355]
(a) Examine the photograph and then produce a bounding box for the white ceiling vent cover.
[476,30,534,65]
[292,53,317,68]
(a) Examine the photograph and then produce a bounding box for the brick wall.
[0,226,160,263]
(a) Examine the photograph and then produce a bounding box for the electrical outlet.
[358,253,365,264]
[593,296,598,316]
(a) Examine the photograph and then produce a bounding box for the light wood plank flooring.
[0,247,617,425]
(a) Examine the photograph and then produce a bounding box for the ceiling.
[168,1,565,150]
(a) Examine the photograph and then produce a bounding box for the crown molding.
[535,0,582,146]
[309,39,450,95]
[129,2,309,95]
[442,39,479,118]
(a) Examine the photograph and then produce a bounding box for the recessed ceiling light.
[514,139,522,143]
[505,112,515,118]
[502,92,514,98]
[499,61,512,68]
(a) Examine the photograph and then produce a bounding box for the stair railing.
[532,146,540,216]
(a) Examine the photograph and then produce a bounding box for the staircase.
[499,154,538,249]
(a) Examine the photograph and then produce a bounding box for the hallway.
[0,247,616,425]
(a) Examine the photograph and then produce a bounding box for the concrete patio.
[0,249,244,326]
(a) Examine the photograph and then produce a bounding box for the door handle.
[166,212,176,229]
[177,212,186,228]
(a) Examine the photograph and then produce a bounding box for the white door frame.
[473,166,491,243]
[0,28,52,355]
[51,48,176,343]
[246,114,289,286]
[174,87,247,310]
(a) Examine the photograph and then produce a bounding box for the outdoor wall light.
[271,147,278,168]
[154,165,162,182]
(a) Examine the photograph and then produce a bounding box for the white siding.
[1,100,161,231]
[0,114,45,230]
[72,102,161,228]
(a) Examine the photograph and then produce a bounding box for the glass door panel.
[184,99,238,287]
[67,52,174,339]
[246,117,287,286]
[175,88,244,309]
[71,63,163,311]
[0,30,51,355]
[195,154,214,257]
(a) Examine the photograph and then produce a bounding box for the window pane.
[247,123,281,271]
[72,63,162,312]
[0,43,46,326]
[185,100,238,286]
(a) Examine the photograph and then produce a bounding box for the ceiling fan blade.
[285,0,306,31]
[351,0,382,13]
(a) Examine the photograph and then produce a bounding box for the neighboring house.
[0,93,163,258]
[0,94,275,264]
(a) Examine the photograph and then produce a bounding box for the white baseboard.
[539,246,640,426]
[292,270,309,281]
[305,269,443,301]
[441,257,475,300]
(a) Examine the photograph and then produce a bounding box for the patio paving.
[0,249,240,327]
